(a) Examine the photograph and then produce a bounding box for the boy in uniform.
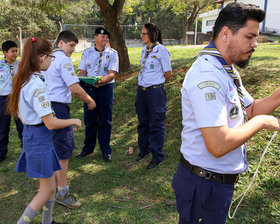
[43,30,96,209]
[0,41,23,162]
[76,27,119,162]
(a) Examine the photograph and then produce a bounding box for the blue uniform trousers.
[172,163,234,224]
[81,83,114,155]
[51,102,74,160]
[0,96,23,157]
[135,86,167,163]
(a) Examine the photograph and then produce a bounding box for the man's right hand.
[87,99,96,110]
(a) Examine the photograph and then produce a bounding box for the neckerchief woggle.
[198,41,248,122]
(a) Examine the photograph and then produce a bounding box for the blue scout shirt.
[18,73,53,125]
[180,54,254,174]
[43,48,79,104]
[0,59,18,96]
[78,46,119,84]
[138,44,172,88]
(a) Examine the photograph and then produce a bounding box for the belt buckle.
[205,171,213,180]
[142,86,147,91]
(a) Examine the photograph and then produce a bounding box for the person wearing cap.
[135,23,172,170]
[43,30,96,209]
[172,3,280,223]
[76,27,119,162]
[0,40,23,163]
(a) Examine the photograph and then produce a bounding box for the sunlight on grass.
[0,189,19,200]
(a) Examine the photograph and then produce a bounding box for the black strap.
[180,155,238,184]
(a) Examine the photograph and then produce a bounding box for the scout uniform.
[43,48,79,159]
[0,59,23,160]
[15,73,61,178]
[78,45,119,156]
[172,42,253,224]
[136,44,172,164]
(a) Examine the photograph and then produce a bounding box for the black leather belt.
[138,84,164,91]
[32,122,45,127]
[180,156,238,184]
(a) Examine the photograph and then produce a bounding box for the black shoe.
[103,154,111,162]
[146,160,163,170]
[136,153,150,162]
[76,151,91,158]
[0,155,7,163]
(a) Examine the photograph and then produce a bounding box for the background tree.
[167,0,216,44]
[95,0,130,72]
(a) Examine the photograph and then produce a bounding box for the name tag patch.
[198,81,221,90]
[64,63,72,68]
[205,92,216,101]
[34,89,45,97]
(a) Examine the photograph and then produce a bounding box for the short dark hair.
[2,40,17,53]
[144,23,163,45]
[54,30,78,46]
[213,2,265,40]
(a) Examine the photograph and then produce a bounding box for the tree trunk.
[95,0,130,72]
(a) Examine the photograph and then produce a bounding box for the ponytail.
[144,23,163,45]
[7,37,52,118]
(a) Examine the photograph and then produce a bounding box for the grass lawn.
[0,43,280,223]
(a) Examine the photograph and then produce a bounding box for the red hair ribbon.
[31,37,35,42]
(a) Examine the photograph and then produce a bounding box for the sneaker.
[55,192,82,209]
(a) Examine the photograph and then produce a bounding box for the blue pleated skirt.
[15,125,61,178]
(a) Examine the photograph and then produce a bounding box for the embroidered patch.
[205,92,216,101]
[151,55,157,58]
[71,72,75,76]
[64,63,72,68]
[87,64,91,69]
[150,64,154,69]
[229,105,239,119]
[34,89,45,97]
[197,81,221,90]
[104,67,108,71]
[38,96,46,102]
[41,101,50,108]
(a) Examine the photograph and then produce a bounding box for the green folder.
[78,76,101,85]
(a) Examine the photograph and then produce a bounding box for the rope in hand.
[228,131,278,219]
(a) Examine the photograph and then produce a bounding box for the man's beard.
[232,49,255,68]
[235,57,251,68]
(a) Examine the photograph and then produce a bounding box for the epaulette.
[108,47,117,54]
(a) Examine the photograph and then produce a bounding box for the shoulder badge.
[64,63,72,68]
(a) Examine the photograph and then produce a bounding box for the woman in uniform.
[7,37,81,224]
[135,23,172,170]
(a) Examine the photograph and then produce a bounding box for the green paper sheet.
[78,76,101,85]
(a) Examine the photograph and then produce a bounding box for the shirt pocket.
[226,90,238,105]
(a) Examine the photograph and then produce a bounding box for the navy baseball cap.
[95,27,110,38]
